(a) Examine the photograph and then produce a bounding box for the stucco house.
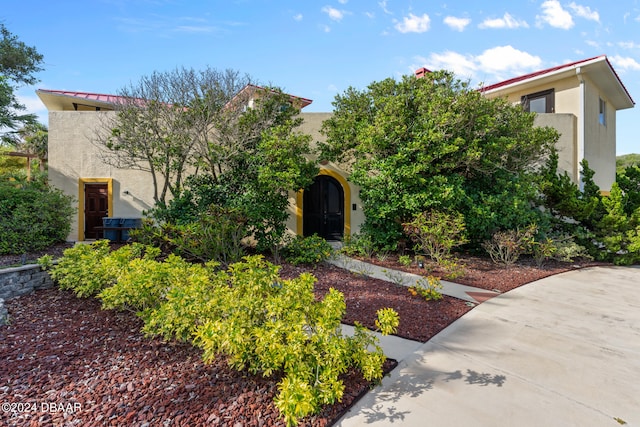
[36,88,361,243]
[480,55,634,191]
[37,55,634,242]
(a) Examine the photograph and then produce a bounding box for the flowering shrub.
[408,276,443,301]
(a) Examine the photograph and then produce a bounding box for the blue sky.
[3,0,640,154]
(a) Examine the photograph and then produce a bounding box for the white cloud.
[17,94,47,125]
[537,0,574,29]
[476,46,542,75]
[479,13,528,29]
[365,11,375,19]
[293,13,303,22]
[174,25,216,33]
[338,0,348,3]
[618,41,640,49]
[444,16,471,32]
[568,2,600,22]
[322,6,346,22]
[610,55,640,71]
[414,45,542,81]
[19,95,46,113]
[416,51,477,78]
[395,13,431,33]
[379,0,392,15]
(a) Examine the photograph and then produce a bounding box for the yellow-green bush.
[50,241,159,298]
[49,244,400,426]
[49,240,113,297]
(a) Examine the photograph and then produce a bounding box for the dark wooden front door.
[85,183,108,239]
[303,175,344,240]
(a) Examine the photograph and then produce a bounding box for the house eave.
[36,89,118,111]
[481,56,634,111]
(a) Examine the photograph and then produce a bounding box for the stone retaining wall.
[0,298,6,325]
[0,264,55,324]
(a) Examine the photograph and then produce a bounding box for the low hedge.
[47,242,399,426]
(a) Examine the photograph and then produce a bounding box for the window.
[521,89,554,113]
[599,98,606,126]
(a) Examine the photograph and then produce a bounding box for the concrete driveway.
[337,266,640,427]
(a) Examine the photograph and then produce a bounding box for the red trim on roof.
[480,55,605,92]
[603,56,635,105]
[36,89,129,105]
[479,55,634,105]
[38,85,314,109]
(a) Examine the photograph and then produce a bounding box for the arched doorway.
[303,175,344,240]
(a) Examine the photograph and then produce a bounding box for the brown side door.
[84,183,109,239]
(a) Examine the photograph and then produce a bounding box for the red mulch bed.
[1,289,394,427]
[357,252,602,293]
[0,245,600,426]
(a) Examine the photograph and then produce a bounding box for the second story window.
[521,89,555,113]
[599,98,607,126]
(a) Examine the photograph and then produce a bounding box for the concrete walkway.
[336,265,640,427]
[328,254,499,304]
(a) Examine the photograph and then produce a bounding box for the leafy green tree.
[95,67,243,203]
[616,165,640,215]
[105,67,318,253]
[320,70,558,249]
[536,154,611,259]
[597,183,640,265]
[0,145,26,176]
[1,122,48,177]
[538,153,603,228]
[616,153,640,174]
[156,89,318,253]
[14,122,48,163]
[0,24,44,140]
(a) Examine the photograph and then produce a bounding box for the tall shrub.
[320,70,558,250]
[597,183,640,265]
[0,181,74,254]
[402,210,468,262]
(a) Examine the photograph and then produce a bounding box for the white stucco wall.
[484,73,616,190]
[48,110,365,242]
[535,113,578,181]
[295,112,365,237]
[48,111,158,241]
[582,76,616,190]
